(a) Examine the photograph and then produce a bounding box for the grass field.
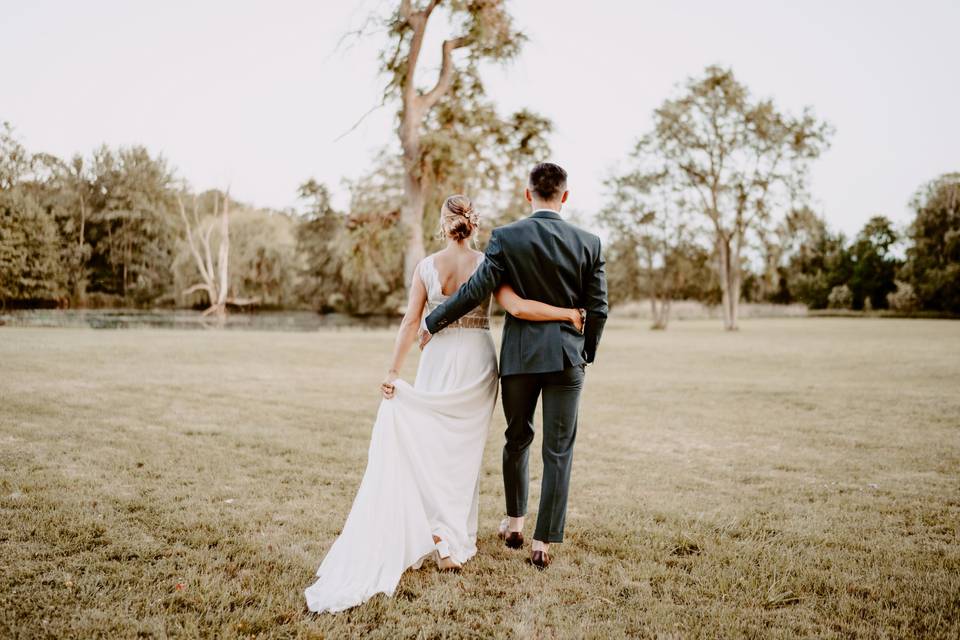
[1,318,959,639]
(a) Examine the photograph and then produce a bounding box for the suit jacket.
[424,209,608,376]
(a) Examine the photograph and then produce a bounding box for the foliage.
[295,157,407,315]
[776,208,853,309]
[848,216,900,310]
[0,189,63,304]
[172,191,300,310]
[378,0,541,285]
[600,157,717,328]
[827,284,853,309]
[887,280,918,312]
[419,69,553,248]
[84,145,179,305]
[902,173,960,313]
[295,180,344,312]
[337,157,407,314]
[640,65,832,329]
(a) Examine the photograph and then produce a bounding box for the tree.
[772,207,852,309]
[827,284,852,309]
[381,0,526,286]
[418,70,552,245]
[849,215,900,310]
[228,207,299,308]
[0,121,32,190]
[1,122,88,302]
[600,164,703,329]
[338,158,407,314]
[0,189,62,305]
[296,158,409,315]
[644,66,832,329]
[175,190,263,319]
[296,179,345,311]
[85,146,179,304]
[903,173,960,312]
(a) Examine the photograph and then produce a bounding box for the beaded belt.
[446,315,490,330]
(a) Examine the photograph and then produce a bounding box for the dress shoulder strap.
[418,254,439,298]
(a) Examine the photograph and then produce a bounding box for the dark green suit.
[425,209,608,542]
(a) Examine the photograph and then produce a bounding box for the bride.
[304,195,583,613]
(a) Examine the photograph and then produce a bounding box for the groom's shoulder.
[569,220,600,242]
[561,219,602,250]
[490,217,534,241]
[493,216,599,246]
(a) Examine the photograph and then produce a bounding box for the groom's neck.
[530,200,562,213]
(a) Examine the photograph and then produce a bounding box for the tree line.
[2,1,957,323]
[0,101,547,315]
[600,66,959,328]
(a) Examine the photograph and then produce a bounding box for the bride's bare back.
[431,247,485,297]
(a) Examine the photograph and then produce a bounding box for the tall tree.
[903,173,960,313]
[175,190,266,319]
[295,179,344,311]
[338,156,407,314]
[0,121,33,190]
[418,69,552,242]
[382,0,525,285]
[645,66,831,329]
[849,215,900,310]
[777,207,852,309]
[1,124,90,302]
[600,165,702,329]
[85,145,178,304]
[0,189,62,305]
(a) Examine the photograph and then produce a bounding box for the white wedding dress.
[305,253,498,614]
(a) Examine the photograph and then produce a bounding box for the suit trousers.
[500,363,585,543]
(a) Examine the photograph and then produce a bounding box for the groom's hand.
[417,327,433,350]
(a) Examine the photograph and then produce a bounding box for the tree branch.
[177,195,212,284]
[420,35,472,111]
[401,11,428,106]
[183,283,213,297]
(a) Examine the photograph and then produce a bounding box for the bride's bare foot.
[432,536,462,572]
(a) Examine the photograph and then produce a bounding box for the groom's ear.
[524,188,533,203]
[560,190,569,204]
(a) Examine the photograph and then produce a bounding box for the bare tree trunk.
[75,192,86,300]
[716,235,735,330]
[400,122,426,286]
[650,296,669,330]
[123,230,129,298]
[730,232,743,329]
[716,234,741,331]
[396,1,472,287]
[213,194,230,321]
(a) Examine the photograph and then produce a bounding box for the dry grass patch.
[1,318,958,638]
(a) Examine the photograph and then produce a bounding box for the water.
[0,309,401,331]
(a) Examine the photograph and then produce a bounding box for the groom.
[418,162,608,569]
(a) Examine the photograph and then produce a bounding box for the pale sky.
[2,0,958,237]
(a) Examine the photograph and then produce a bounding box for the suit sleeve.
[583,236,608,363]
[424,229,506,334]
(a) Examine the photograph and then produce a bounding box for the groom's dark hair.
[528,162,567,201]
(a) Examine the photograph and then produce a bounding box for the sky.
[2,0,958,237]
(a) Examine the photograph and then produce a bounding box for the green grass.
[1,318,959,639]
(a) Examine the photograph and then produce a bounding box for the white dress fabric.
[304,253,498,614]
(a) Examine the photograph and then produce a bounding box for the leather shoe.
[529,549,551,570]
[497,517,524,549]
[503,531,524,549]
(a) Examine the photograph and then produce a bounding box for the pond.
[0,309,402,331]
